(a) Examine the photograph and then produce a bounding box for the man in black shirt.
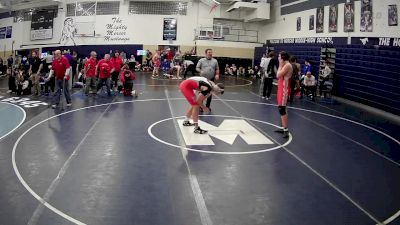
[29,51,43,95]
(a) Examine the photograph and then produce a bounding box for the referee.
[196,48,220,111]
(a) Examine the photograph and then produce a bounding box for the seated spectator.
[16,70,31,95]
[247,66,254,77]
[224,64,230,76]
[319,61,332,97]
[301,71,316,101]
[238,66,245,76]
[230,64,237,76]
[135,62,142,72]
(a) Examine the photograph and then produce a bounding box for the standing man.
[84,51,97,95]
[111,51,123,91]
[28,50,43,95]
[260,52,277,100]
[196,48,220,111]
[50,50,72,108]
[275,51,292,138]
[96,54,114,96]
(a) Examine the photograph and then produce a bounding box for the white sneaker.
[51,104,57,109]
[7,90,12,93]
[66,103,72,107]
[261,96,265,99]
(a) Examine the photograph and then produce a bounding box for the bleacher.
[259,43,400,115]
[335,45,400,115]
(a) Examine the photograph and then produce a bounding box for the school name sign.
[267,37,347,45]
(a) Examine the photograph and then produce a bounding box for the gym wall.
[260,0,400,40]
[0,0,262,59]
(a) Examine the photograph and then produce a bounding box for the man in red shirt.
[84,51,97,95]
[49,50,72,108]
[96,54,114,96]
[111,51,123,91]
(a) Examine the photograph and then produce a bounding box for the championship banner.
[0,27,6,39]
[6,26,12,39]
[31,10,55,40]
[163,18,177,41]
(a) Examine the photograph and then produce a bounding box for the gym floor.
[0,74,399,225]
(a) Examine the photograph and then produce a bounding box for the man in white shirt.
[319,61,332,97]
[301,72,316,101]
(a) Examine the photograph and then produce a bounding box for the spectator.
[230,64,237,76]
[128,55,136,71]
[84,51,97,95]
[224,64,230,76]
[16,70,31,95]
[301,71,316,101]
[196,48,220,111]
[302,58,312,75]
[111,51,123,91]
[289,56,301,103]
[146,50,153,66]
[120,64,135,96]
[247,66,254,77]
[0,58,6,75]
[161,58,170,76]
[260,52,277,99]
[120,51,127,63]
[254,66,260,79]
[7,55,13,68]
[152,50,161,77]
[96,54,114,96]
[28,50,43,95]
[20,55,30,72]
[183,59,195,79]
[50,50,72,108]
[167,48,174,62]
[7,68,17,93]
[319,61,332,97]
[71,51,78,83]
[173,51,183,79]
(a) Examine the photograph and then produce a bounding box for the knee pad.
[278,106,287,116]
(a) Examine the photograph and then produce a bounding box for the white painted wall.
[259,0,400,41]
[0,0,263,52]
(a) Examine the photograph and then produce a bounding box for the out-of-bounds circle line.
[11,98,400,224]
[0,102,26,141]
[147,115,292,155]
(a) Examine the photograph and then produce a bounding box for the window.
[96,1,120,15]
[129,1,187,15]
[14,6,57,22]
[66,1,120,17]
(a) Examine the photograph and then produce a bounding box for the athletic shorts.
[277,79,291,106]
[180,79,199,106]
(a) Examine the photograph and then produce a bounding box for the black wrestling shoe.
[194,126,208,134]
[274,129,284,133]
[183,120,194,126]
[282,130,290,139]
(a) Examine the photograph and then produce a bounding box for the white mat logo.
[0,96,48,108]
[177,119,273,146]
